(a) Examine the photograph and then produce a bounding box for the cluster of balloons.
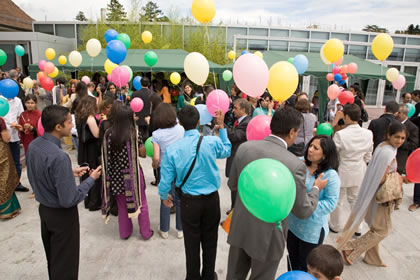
[327,84,354,104]
[326,62,358,85]
[386,67,406,90]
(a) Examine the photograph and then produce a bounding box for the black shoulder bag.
[177,136,204,190]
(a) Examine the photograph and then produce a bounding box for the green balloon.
[145,137,153,157]
[15,45,25,57]
[407,103,415,118]
[0,97,10,117]
[316,122,333,136]
[238,158,296,224]
[116,33,131,49]
[0,49,7,66]
[144,51,158,67]
[288,57,294,64]
[122,65,133,82]
[222,70,233,82]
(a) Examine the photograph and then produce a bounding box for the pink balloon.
[338,91,354,105]
[44,62,55,74]
[326,73,334,81]
[130,97,144,113]
[347,63,358,74]
[340,65,348,73]
[38,60,46,71]
[392,75,406,90]
[327,84,340,100]
[233,53,269,98]
[81,76,91,85]
[246,115,272,141]
[332,67,340,75]
[107,74,112,81]
[334,56,343,65]
[37,118,44,136]
[206,89,230,117]
[111,66,130,88]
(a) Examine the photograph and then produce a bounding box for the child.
[306,245,343,280]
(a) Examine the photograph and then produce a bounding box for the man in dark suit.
[411,90,420,120]
[131,76,152,139]
[226,107,328,279]
[368,101,399,150]
[225,99,252,211]
[396,104,419,174]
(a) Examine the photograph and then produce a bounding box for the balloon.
[338,90,354,105]
[0,49,7,66]
[406,148,420,182]
[0,97,9,117]
[323,39,344,63]
[246,115,271,141]
[222,70,233,81]
[45,48,56,60]
[386,68,399,82]
[372,33,394,61]
[184,52,209,85]
[121,65,133,82]
[206,89,229,117]
[133,76,142,90]
[334,73,342,82]
[326,73,334,81]
[316,123,333,136]
[320,44,331,65]
[241,50,249,56]
[117,33,131,49]
[130,97,144,113]
[86,38,102,57]
[15,45,25,56]
[37,71,47,82]
[48,67,59,78]
[81,76,91,85]
[23,77,33,89]
[170,72,181,85]
[267,61,299,102]
[44,62,55,74]
[292,54,309,74]
[40,77,54,91]
[276,271,317,280]
[104,29,118,43]
[68,51,82,67]
[145,137,153,157]
[327,84,340,100]
[192,0,216,23]
[332,66,340,75]
[58,55,67,65]
[334,56,343,66]
[287,57,294,64]
[111,66,130,88]
[407,103,415,118]
[347,62,358,74]
[342,73,348,81]
[233,53,269,98]
[38,60,46,71]
[228,50,236,60]
[144,51,158,67]
[341,65,348,73]
[0,79,19,98]
[392,74,406,90]
[141,31,152,44]
[107,74,112,81]
[195,104,213,124]
[104,59,117,75]
[254,51,263,59]
[37,118,44,136]
[106,40,127,64]
[238,158,296,224]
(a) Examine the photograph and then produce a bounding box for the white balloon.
[184,52,209,85]
[320,44,331,65]
[23,77,33,89]
[69,51,82,67]
[386,68,399,83]
[86,38,102,58]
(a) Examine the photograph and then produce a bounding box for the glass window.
[348,45,367,59]
[76,24,87,47]
[270,29,289,38]
[405,48,420,62]
[388,65,401,71]
[269,40,288,51]
[227,27,247,45]
[291,30,309,39]
[311,31,329,40]
[403,66,417,76]
[369,35,375,42]
[237,39,247,49]
[290,41,308,52]
[392,36,406,45]
[34,24,54,35]
[0,44,16,71]
[331,33,349,41]
[383,81,397,105]
[388,47,404,61]
[309,43,323,53]
[55,24,75,38]
[407,37,420,45]
[248,40,267,51]
[249,28,268,36]
[366,79,379,106]
[308,76,318,100]
[350,34,368,42]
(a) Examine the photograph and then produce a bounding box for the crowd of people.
[1,67,419,280]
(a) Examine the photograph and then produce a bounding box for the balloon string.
[204,23,218,90]
[91,57,93,73]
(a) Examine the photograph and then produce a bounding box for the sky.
[13,0,419,33]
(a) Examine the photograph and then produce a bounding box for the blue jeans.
[9,141,22,180]
[160,182,182,232]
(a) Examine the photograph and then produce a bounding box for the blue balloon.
[339,80,346,85]
[104,29,118,43]
[0,79,19,99]
[276,271,317,280]
[133,76,142,90]
[241,50,249,56]
[195,104,213,125]
[106,40,127,64]
[334,73,342,82]
[292,54,309,75]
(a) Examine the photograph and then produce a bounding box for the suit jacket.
[225,115,251,177]
[131,88,151,127]
[396,119,419,173]
[227,136,319,262]
[368,113,399,150]
[411,102,420,120]
[333,124,373,187]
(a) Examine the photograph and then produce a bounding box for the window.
[392,36,406,45]
[34,24,54,35]
[309,43,323,53]
[0,44,16,71]
[407,37,420,45]
[290,41,308,52]
[350,34,368,42]
[227,27,247,45]
[366,79,379,106]
[403,66,417,76]
[311,31,329,40]
[405,48,420,62]
[388,47,404,61]
[55,24,75,38]
[383,81,397,105]
[249,28,268,36]
[248,40,267,51]
[269,40,288,51]
[348,45,367,59]
[270,29,289,38]
[291,30,309,39]
[331,33,349,41]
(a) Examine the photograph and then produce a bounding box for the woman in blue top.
[252,91,274,117]
[151,103,185,239]
[287,135,341,272]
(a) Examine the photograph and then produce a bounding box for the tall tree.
[106,0,127,22]
[75,11,88,21]
[140,1,168,22]
[362,24,388,33]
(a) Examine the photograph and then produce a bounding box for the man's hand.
[73,166,89,177]
[145,116,151,125]
[162,194,173,208]
[215,109,225,129]
[89,166,102,180]
[314,173,328,191]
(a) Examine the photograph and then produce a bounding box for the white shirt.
[237,114,247,124]
[4,97,24,142]
[269,134,288,148]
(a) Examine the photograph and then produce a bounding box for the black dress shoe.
[15,185,29,192]
[329,227,339,234]
[354,232,362,237]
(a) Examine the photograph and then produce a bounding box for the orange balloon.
[37,71,47,82]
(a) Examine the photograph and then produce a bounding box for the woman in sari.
[338,122,407,267]
[0,116,21,219]
[18,94,41,153]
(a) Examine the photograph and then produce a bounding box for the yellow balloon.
[192,0,216,23]
[386,68,399,82]
[320,44,331,65]
[228,50,236,60]
[142,31,153,44]
[170,72,181,85]
[372,34,394,61]
[58,55,67,65]
[323,39,344,64]
[48,67,59,78]
[104,59,117,75]
[267,61,299,102]
[254,51,263,59]
[45,48,56,60]
[23,77,33,89]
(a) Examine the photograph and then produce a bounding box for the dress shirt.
[4,97,24,142]
[269,134,288,148]
[26,133,94,208]
[158,129,231,199]
[237,114,247,124]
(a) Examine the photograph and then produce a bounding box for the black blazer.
[368,114,399,150]
[396,119,419,173]
[225,115,251,177]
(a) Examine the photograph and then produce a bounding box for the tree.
[106,0,127,22]
[362,25,388,33]
[140,1,169,22]
[75,11,88,21]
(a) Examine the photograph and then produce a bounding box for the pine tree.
[140,1,168,22]
[75,11,88,21]
[106,0,127,22]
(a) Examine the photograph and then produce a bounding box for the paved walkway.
[1,146,419,279]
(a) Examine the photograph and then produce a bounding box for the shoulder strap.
[179,136,203,189]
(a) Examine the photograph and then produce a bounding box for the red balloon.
[342,74,348,80]
[332,67,340,74]
[246,115,272,141]
[326,73,334,81]
[338,91,354,105]
[37,71,47,81]
[40,77,54,91]
[406,148,420,182]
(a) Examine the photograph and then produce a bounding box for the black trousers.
[39,204,80,280]
[414,183,420,204]
[287,229,325,272]
[179,190,221,280]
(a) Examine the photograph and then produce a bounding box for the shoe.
[170,206,176,214]
[177,231,183,239]
[213,272,218,280]
[158,229,168,239]
[226,209,232,215]
[15,185,29,192]
[144,230,154,241]
[409,203,420,212]
[150,181,157,186]
[329,226,339,234]
[354,232,361,237]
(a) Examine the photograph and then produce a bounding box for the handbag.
[376,171,403,204]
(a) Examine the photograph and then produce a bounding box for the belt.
[176,188,216,199]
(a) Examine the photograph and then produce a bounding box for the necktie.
[234,120,239,127]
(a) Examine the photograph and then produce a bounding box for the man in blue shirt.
[26,105,102,280]
[158,105,231,280]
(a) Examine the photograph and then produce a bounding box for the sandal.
[342,250,353,265]
[408,203,420,212]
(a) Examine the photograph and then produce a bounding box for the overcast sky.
[14,0,419,33]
